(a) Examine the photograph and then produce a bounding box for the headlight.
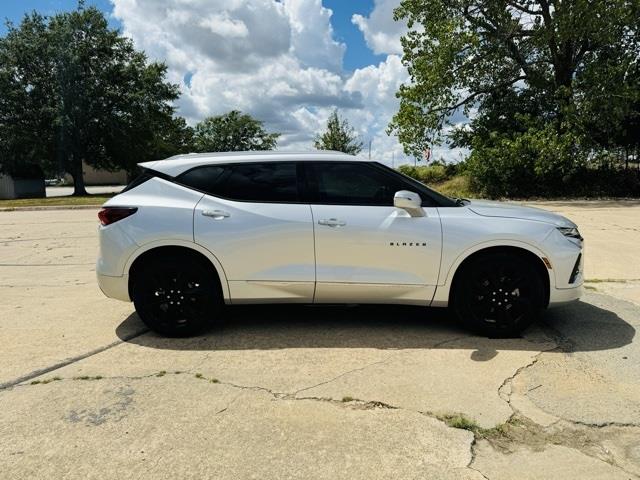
[557,227,583,241]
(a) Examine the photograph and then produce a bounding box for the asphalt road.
[0,206,638,479]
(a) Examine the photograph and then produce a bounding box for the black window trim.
[301,161,455,208]
[174,161,307,204]
[138,160,457,208]
[121,167,174,193]
[371,162,458,207]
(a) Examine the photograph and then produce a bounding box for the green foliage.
[391,0,640,197]
[192,110,279,153]
[466,125,581,197]
[398,164,448,184]
[433,175,476,199]
[397,162,476,198]
[398,160,465,183]
[0,5,182,194]
[441,414,479,432]
[466,125,640,198]
[314,109,363,155]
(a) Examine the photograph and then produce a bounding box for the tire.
[451,252,544,337]
[131,254,222,337]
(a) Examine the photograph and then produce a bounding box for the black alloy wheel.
[452,252,544,337]
[132,255,221,337]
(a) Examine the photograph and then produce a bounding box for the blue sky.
[0,1,117,32]
[0,1,465,163]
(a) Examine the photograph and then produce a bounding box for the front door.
[305,162,442,305]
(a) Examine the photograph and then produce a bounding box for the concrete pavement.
[531,199,640,306]
[1,205,639,479]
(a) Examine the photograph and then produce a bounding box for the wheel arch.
[432,242,552,308]
[125,241,230,302]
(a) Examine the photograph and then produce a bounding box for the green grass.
[73,375,103,381]
[435,412,518,439]
[30,376,62,385]
[0,194,114,208]
[438,413,481,432]
[428,175,479,199]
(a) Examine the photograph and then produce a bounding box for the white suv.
[97,151,583,337]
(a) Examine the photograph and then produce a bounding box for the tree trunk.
[71,155,88,196]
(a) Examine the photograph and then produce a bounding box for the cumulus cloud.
[111,0,457,165]
[352,0,406,55]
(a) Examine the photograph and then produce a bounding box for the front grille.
[569,253,582,284]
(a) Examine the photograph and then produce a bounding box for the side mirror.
[394,190,425,217]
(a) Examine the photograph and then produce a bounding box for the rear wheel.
[451,252,544,337]
[131,254,221,337]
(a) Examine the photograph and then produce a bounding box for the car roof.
[139,150,366,177]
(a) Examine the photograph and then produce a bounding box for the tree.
[314,109,363,155]
[389,0,640,161]
[0,13,55,179]
[0,4,182,195]
[192,111,279,152]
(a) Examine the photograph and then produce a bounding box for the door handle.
[318,218,346,227]
[202,209,230,219]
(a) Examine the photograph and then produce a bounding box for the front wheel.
[451,252,545,337]
[131,255,222,337]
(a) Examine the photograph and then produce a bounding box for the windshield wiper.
[454,197,470,206]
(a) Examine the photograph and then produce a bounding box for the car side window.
[178,162,299,203]
[177,166,226,193]
[307,162,414,206]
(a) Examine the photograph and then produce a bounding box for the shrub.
[398,164,450,184]
[466,126,586,198]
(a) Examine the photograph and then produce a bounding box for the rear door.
[305,161,442,305]
[186,162,315,303]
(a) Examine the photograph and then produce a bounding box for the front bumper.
[97,272,130,302]
[548,283,583,307]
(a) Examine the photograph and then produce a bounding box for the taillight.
[98,207,138,226]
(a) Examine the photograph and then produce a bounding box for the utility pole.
[368,139,372,160]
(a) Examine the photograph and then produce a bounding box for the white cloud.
[111,0,460,166]
[352,0,406,55]
[199,13,249,38]
[285,0,345,72]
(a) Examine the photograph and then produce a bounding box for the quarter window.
[177,166,226,193]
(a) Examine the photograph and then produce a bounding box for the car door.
[187,162,315,303]
[305,161,442,305]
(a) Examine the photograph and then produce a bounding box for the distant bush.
[398,162,463,184]
[465,126,640,198]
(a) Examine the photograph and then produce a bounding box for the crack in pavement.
[15,362,640,479]
[292,353,399,396]
[293,334,469,397]
[8,326,638,479]
[0,235,95,243]
[0,327,149,391]
[485,326,640,479]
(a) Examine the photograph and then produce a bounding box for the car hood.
[467,200,576,228]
